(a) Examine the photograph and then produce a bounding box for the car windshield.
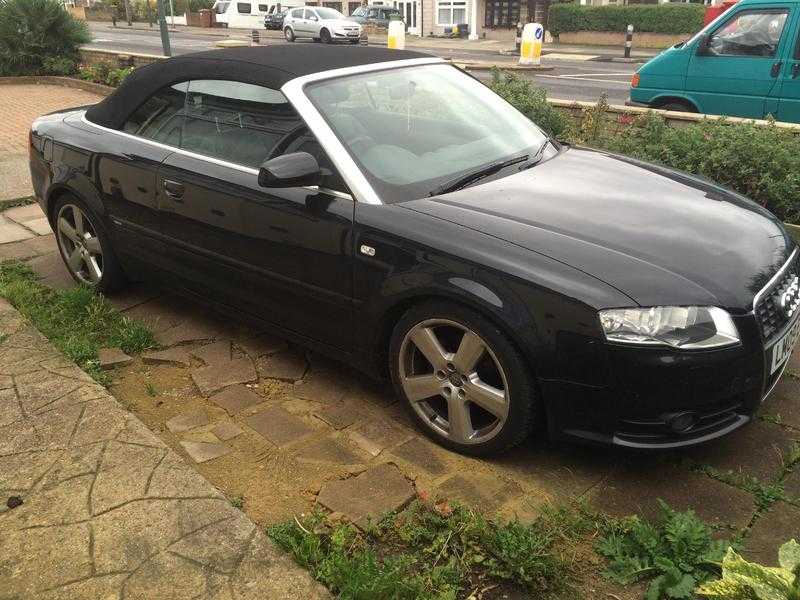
[316,7,344,19]
[305,64,548,203]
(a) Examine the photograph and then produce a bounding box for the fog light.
[666,412,696,434]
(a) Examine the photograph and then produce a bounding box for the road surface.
[86,22,637,104]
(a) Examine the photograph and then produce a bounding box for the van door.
[772,11,800,121]
[685,6,792,118]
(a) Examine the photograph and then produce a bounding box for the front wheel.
[284,26,295,41]
[320,28,332,43]
[389,301,538,455]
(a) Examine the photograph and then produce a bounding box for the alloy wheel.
[56,203,104,285]
[398,318,510,445]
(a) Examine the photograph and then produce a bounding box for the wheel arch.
[45,182,106,227]
[650,95,699,113]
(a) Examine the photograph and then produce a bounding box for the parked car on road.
[629,0,800,122]
[264,8,287,30]
[283,6,362,43]
[350,5,403,28]
[30,46,798,455]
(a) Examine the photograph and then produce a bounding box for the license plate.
[768,314,800,374]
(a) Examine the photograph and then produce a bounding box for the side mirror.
[258,152,322,188]
[696,33,712,56]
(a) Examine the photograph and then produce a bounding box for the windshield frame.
[295,62,549,204]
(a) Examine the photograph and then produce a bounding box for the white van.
[212,0,300,28]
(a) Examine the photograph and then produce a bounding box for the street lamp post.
[157,0,172,56]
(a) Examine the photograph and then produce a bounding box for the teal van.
[629,0,800,123]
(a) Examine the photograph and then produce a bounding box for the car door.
[154,79,355,350]
[96,82,189,270]
[686,5,792,118]
[305,8,321,37]
[771,11,800,121]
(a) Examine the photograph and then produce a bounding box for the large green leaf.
[778,540,800,573]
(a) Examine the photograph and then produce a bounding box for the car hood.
[402,147,794,311]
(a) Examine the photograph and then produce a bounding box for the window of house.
[436,0,466,25]
[484,0,518,28]
[709,9,789,57]
[122,82,189,147]
[351,5,364,15]
[237,2,251,13]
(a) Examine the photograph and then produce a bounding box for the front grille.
[754,251,800,342]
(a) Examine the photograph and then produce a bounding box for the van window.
[237,2,252,13]
[709,9,789,57]
[214,1,229,13]
[258,4,268,11]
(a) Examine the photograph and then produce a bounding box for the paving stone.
[257,350,308,382]
[107,284,160,312]
[179,440,233,463]
[166,410,209,433]
[122,296,186,333]
[191,340,231,365]
[317,463,415,528]
[27,251,75,289]
[295,436,365,465]
[436,473,524,513]
[688,419,798,482]
[391,437,449,476]
[22,217,51,236]
[293,370,349,404]
[210,384,264,415]
[191,357,257,396]
[0,216,34,243]
[236,332,288,359]
[97,347,134,370]
[21,232,56,256]
[155,318,222,347]
[0,238,38,261]
[762,376,800,430]
[744,501,800,566]
[314,403,361,430]
[347,418,414,457]
[141,347,193,367]
[590,462,755,530]
[246,406,315,448]
[212,421,244,441]
[4,203,44,222]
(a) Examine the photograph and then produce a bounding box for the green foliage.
[41,56,77,76]
[268,500,596,599]
[548,3,704,36]
[489,69,572,139]
[696,540,800,600]
[597,500,730,600]
[0,0,90,76]
[77,63,134,87]
[229,495,244,509]
[0,261,155,383]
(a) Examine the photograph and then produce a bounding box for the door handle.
[771,61,783,77]
[162,179,185,200]
[792,63,800,79]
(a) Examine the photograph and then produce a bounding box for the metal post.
[157,0,172,56]
[624,23,633,58]
[169,0,175,27]
[146,0,153,27]
[251,29,260,44]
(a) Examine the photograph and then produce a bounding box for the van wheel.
[320,28,332,43]
[658,101,696,113]
[284,26,295,41]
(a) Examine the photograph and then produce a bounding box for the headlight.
[599,306,739,349]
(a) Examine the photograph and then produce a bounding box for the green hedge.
[490,71,800,224]
[548,3,705,36]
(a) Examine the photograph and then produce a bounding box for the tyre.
[320,28,332,43]
[658,101,696,113]
[349,39,359,44]
[284,26,295,41]
[389,301,537,456]
[52,194,126,293]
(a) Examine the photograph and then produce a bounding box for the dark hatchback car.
[264,9,286,30]
[29,46,799,455]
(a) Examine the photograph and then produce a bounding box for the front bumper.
[544,312,785,449]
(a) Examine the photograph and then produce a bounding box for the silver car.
[283,6,362,44]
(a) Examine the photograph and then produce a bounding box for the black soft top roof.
[85,45,431,129]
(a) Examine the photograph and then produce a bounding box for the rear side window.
[122,82,188,146]
[180,79,302,168]
[258,4,268,10]
[237,2,251,13]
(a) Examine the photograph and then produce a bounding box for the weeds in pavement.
[145,382,158,397]
[229,495,244,509]
[268,498,599,600]
[597,500,732,600]
[0,261,155,383]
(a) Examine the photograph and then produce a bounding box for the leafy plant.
[696,540,800,600]
[0,0,90,76]
[41,56,77,76]
[597,500,731,600]
[548,3,704,36]
[489,69,572,139]
[77,63,134,87]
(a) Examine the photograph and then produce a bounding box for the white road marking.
[534,73,632,85]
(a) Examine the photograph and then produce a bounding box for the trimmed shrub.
[490,69,572,138]
[0,0,90,76]
[548,3,704,36]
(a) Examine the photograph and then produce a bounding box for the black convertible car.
[29,46,799,454]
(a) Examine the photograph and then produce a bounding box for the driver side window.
[709,9,789,57]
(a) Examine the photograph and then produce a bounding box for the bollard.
[519,22,543,66]
[515,21,522,52]
[387,19,405,49]
[624,24,633,59]
[112,15,117,27]
[251,29,260,45]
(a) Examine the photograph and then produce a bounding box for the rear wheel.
[389,301,538,455]
[320,28,332,43]
[284,26,295,41]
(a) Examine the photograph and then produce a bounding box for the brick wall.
[79,48,165,69]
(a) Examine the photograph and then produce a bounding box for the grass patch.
[0,261,155,383]
[267,498,600,600]
[0,196,35,211]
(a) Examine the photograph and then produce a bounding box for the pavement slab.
[0,298,327,599]
[314,402,362,430]
[316,463,416,528]
[212,421,244,441]
[762,376,800,430]
[347,418,414,457]
[142,346,193,367]
[180,440,234,463]
[391,436,450,476]
[166,410,210,433]
[191,357,258,396]
[744,501,800,566]
[0,213,35,243]
[155,317,225,347]
[236,332,288,359]
[293,369,350,403]
[191,340,232,365]
[210,384,265,415]
[435,472,524,514]
[97,347,134,370]
[246,405,316,448]
[257,349,308,382]
[295,435,367,466]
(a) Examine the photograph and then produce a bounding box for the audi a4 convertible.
[29,46,799,455]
